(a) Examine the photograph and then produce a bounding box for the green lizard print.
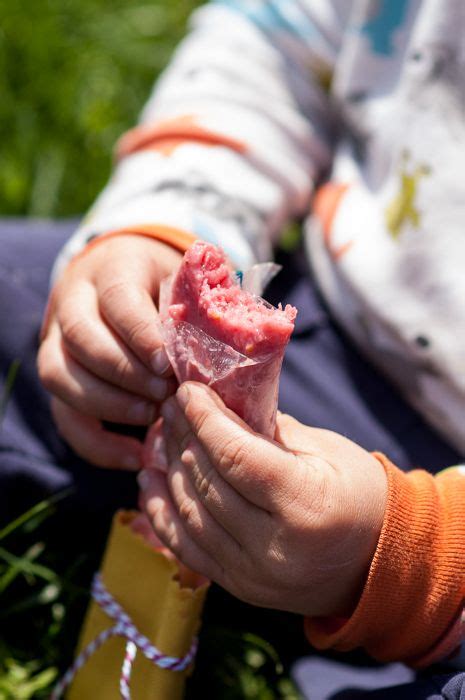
[385,150,431,238]
[309,57,333,93]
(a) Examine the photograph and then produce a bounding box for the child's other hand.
[138,382,387,618]
[37,235,182,469]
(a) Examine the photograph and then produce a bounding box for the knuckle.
[195,466,217,503]
[100,280,129,308]
[100,282,158,357]
[217,434,250,475]
[111,353,134,387]
[162,522,180,557]
[125,317,152,349]
[146,497,161,523]
[180,446,194,468]
[150,507,180,557]
[59,316,88,351]
[178,497,201,534]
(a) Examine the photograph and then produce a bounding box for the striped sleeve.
[52,0,351,281]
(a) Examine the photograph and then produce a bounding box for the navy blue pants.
[0,219,463,698]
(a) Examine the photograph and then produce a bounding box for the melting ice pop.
[159,241,297,436]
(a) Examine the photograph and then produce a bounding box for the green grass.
[0,493,302,699]
[0,492,86,700]
[0,0,201,218]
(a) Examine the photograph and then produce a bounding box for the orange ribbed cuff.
[305,454,465,666]
[75,225,196,261]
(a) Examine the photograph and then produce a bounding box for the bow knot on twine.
[51,573,198,699]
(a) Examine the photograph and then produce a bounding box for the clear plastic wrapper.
[159,244,296,437]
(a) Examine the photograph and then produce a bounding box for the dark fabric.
[0,218,138,526]
[0,219,463,699]
[440,673,465,700]
[292,655,465,699]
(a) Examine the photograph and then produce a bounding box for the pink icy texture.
[160,241,297,436]
[168,241,296,358]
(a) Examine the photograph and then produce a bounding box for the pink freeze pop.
[159,241,297,436]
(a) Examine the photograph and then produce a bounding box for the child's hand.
[138,382,388,617]
[37,235,182,469]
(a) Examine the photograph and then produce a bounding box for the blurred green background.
[0,0,202,219]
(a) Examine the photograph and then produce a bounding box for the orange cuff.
[75,224,196,261]
[305,455,465,666]
[116,115,247,160]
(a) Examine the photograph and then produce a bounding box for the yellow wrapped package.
[59,510,209,700]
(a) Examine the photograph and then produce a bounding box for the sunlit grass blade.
[0,546,57,585]
[0,659,58,698]
[243,632,283,673]
[0,488,73,542]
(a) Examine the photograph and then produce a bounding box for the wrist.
[305,455,465,665]
[322,451,388,618]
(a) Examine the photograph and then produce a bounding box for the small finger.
[139,468,226,582]
[51,397,143,469]
[166,450,244,565]
[57,281,174,401]
[176,437,267,550]
[96,269,172,377]
[39,323,157,424]
[159,399,267,545]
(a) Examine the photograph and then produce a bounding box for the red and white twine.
[51,573,198,699]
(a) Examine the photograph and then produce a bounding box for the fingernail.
[123,454,141,471]
[137,470,154,491]
[152,348,171,375]
[127,401,155,424]
[176,384,190,409]
[149,376,168,401]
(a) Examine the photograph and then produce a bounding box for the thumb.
[176,382,305,511]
